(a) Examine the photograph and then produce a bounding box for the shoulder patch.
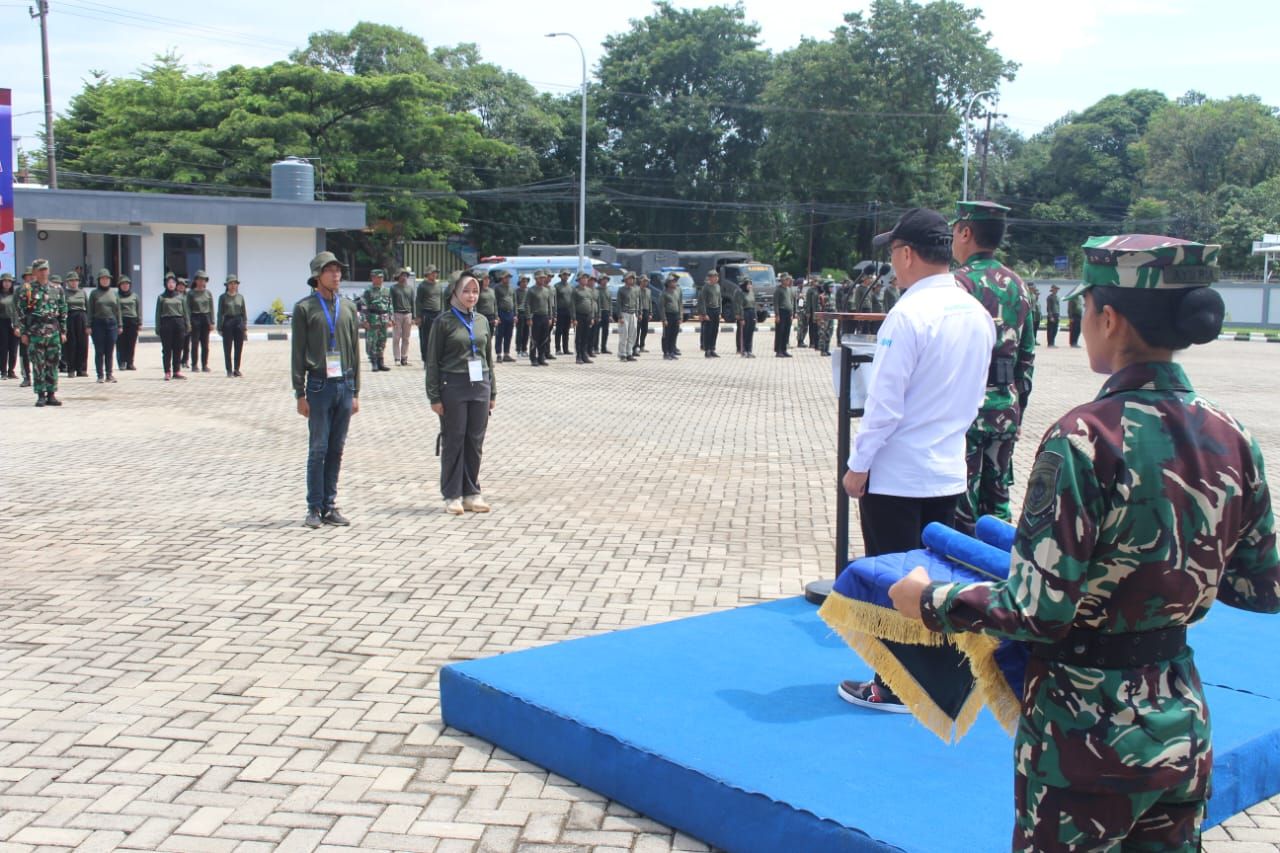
[1023,450,1065,520]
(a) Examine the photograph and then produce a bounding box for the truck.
[677,251,776,321]
[516,242,617,264]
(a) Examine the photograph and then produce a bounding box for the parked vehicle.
[677,251,776,320]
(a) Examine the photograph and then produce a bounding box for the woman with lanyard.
[886,236,1279,850]
[155,274,188,380]
[218,275,248,377]
[88,268,122,383]
[426,274,496,515]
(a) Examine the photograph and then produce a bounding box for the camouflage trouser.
[817,319,833,353]
[28,332,62,395]
[1014,773,1205,852]
[796,315,808,346]
[954,429,1015,535]
[365,322,388,361]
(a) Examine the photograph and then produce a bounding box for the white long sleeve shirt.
[850,272,995,497]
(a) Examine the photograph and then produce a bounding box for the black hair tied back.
[1175,287,1225,346]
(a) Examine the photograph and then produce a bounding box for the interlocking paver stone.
[1,333,1279,851]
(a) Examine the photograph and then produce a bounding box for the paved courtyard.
[1,328,1278,852]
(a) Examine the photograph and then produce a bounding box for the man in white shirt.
[838,207,996,712]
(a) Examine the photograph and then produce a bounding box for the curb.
[138,331,289,344]
[1217,334,1280,342]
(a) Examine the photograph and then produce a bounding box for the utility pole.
[30,0,57,188]
[806,203,816,276]
[977,110,1006,200]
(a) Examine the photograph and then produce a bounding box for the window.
[163,233,205,280]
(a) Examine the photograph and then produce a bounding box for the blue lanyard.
[451,306,478,357]
[316,293,339,351]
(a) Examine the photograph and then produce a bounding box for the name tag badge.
[326,352,343,378]
[467,357,484,382]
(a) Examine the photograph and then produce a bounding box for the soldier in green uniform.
[554,269,573,356]
[175,277,192,368]
[0,273,19,379]
[636,274,653,355]
[514,274,531,358]
[18,265,34,385]
[62,271,90,377]
[116,276,140,371]
[572,271,598,364]
[186,271,215,372]
[660,273,682,360]
[881,272,899,312]
[155,275,190,380]
[814,280,834,355]
[526,269,555,366]
[735,280,757,357]
[888,234,1279,852]
[218,275,248,377]
[17,259,67,406]
[594,272,611,357]
[293,252,361,529]
[616,271,640,361]
[415,264,443,367]
[358,269,393,371]
[390,268,416,366]
[493,270,516,362]
[1028,283,1042,337]
[697,270,722,357]
[88,268,122,383]
[1067,289,1083,347]
[1044,283,1061,347]
[773,273,794,357]
[950,201,1036,535]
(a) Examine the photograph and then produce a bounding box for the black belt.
[1031,626,1186,668]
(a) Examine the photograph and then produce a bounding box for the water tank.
[271,156,315,201]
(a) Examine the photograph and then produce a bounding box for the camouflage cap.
[118,275,132,285]
[31,259,49,271]
[193,270,209,280]
[96,268,112,279]
[309,251,347,276]
[225,274,240,285]
[949,200,1010,226]
[24,264,34,274]
[370,269,385,278]
[1068,234,1220,300]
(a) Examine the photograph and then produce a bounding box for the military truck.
[677,251,776,321]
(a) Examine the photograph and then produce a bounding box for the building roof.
[15,187,366,230]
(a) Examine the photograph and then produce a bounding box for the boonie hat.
[65,271,80,282]
[225,274,240,285]
[193,270,209,280]
[119,275,132,284]
[96,268,112,279]
[309,251,347,276]
[872,207,952,251]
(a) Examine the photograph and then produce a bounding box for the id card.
[326,352,343,378]
[467,357,484,382]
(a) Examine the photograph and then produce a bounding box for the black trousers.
[662,313,680,355]
[554,310,571,353]
[159,315,185,374]
[179,321,190,365]
[575,315,594,360]
[637,311,650,351]
[775,309,792,353]
[1046,319,1059,347]
[701,311,721,353]
[496,311,514,355]
[438,372,491,500]
[739,316,756,354]
[809,318,821,349]
[66,311,89,373]
[418,311,439,365]
[515,314,530,353]
[0,318,17,375]
[596,315,609,352]
[530,315,551,364]
[190,314,212,368]
[222,316,246,372]
[91,318,118,378]
[117,318,139,367]
[1068,317,1080,347]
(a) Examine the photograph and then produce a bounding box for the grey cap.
[536,268,551,277]
[309,251,347,276]
[397,268,413,279]
[193,270,209,280]
[423,264,438,275]
[623,270,636,281]
[558,268,571,276]
[224,274,240,285]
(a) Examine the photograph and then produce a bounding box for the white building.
[13,186,366,325]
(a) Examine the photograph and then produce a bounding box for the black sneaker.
[304,509,324,529]
[837,679,909,713]
[322,508,351,526]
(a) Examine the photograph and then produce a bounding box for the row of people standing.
[154,271,249,379]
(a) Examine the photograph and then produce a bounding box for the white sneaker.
[444,498,464,515]
[462,494,491,513]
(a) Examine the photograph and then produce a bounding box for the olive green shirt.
[572,285,597,320]
[736,287,756,316]
[118,291,140,320]
[155,292,189,322]
[290,291,361,398]
[775,284,795,312]
[218,293,246,330]
[638,286,652,313]
[515,286,530,316]
[596,285,612,318]
[526,285,555,317]
[696,283,722,317]
[187,289,214,319]
[415,278,444,314]
[0,292,16,322]
[65,288,89,313]
[494,282,515,314]
[89,286,122,325]
[661,288,682,316]
[391,281,415,313]
[476,288,497,319]
[425,308,496,404]
[617,284,640,314]
[554,282,573,312]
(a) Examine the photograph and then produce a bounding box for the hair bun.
[1175,287,1225,345]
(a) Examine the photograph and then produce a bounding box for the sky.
[2,0,1278,159]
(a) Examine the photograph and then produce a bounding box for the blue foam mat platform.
[441,598,1280,853]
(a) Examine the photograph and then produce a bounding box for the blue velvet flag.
[819,517,1028,742]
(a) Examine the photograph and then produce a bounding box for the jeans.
[496,310,515,355]
[91,318,118,378]
[305,373,354,512]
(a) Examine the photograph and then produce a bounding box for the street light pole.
[961,90,995,202]
[29,0,57,188]
[547,33,587,275]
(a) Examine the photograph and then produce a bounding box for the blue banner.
[0,89,14,277]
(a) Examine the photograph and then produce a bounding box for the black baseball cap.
[872,208,952,251]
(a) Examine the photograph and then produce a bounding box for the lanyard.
[316,293,339,351]
[451,306,478,357]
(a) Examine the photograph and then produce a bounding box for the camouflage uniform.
[814,283,833,355]
[920,236,1280,851]
[358,282,393,369]
[16,263,68,399]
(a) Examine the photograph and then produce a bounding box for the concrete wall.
[235,226,317,323]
